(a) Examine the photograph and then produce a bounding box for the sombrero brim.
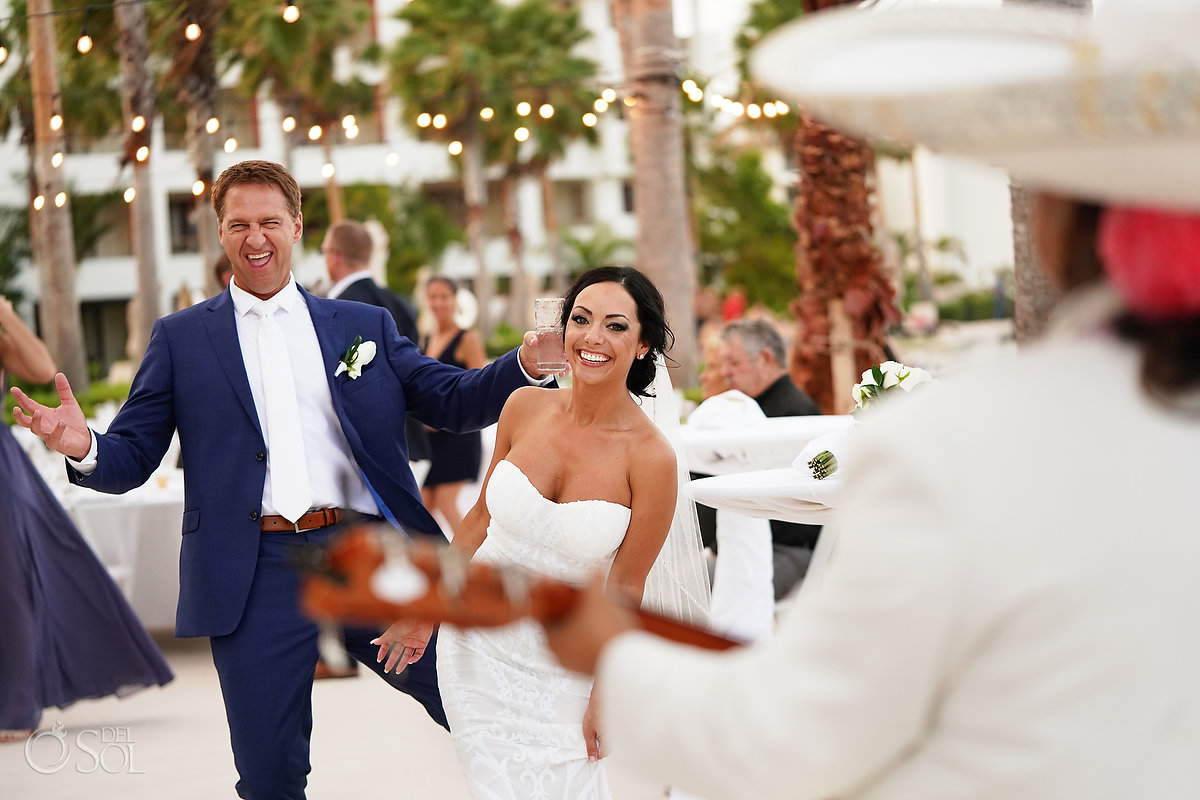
[751,4,1200,211]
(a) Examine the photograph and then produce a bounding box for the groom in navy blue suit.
[12,160,552,799]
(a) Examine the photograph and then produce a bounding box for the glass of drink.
[534,297,567,372]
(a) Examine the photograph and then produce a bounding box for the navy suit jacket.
[71,286,527,638]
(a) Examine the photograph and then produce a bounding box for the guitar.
[294,523,742,652]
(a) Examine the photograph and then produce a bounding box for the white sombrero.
[750,0,1200,211]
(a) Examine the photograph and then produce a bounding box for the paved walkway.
[1,635,669,799]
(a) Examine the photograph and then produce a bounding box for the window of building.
[622,181,635,214]
[553,180,591,226]
[168,194,200,254]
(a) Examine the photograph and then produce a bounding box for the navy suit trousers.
[209,528,446,800]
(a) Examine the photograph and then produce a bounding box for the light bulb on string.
[447,141,463,156]
[432,114,447,129]
[747,103,762,119]
[185,19,202,41]
[192,180,205,196]
[479,107,494,121]
[601,88,616,103]
[321,162,335,179]
[49,114,63,131]
[344,125,359,139]
[308,125,322,141]
[0,40,8,66]
[593,98,608,113]
[136,145,149,162]
[416,113,431,128]
[124,187,136,203]
[516,102,531,117]
[513,127,529,143]
[283,3,300,23]
[51,152,63,168]
[682,79,698,94]
[622,96,636,108]
[775,100,789,114]
[132,115,146,133]
[538,104,554,119]
[76,30,92,54]
[224,137,238,153]
[341,115,356,129]
[582,113,597,127]
[33,195,45,211]
[763,104,778,119]
[281,116,296,133]
[205,117,220,134]
[54,192,66,208]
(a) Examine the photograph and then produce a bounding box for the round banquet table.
[681,414,854,476]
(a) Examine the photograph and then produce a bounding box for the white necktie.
[252,300,312,523]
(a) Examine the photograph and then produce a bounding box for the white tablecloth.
[681,415,855,475]
[64,470,185,632]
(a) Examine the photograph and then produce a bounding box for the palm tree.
[610,0,698,385]
[222,0,376,223]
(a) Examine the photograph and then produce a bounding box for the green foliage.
[302,182,464,297]
[3,379,131,427]
[561,223,634,278]
[938,288,1014,322]
[0,207,31,302]
[484,322,525,358]
[732,0,806,140]
[692,149,797,312]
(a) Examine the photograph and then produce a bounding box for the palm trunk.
[115,0,160,363]
[617,0,698,386]
[501,170,530,329]
[537,166,567,295]
[462,118,492,337]
[28,0,88,391]
[322,131,345,224]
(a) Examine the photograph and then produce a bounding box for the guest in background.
[539,3,1200,798]
[713,318,822,599]
[420,276,487,538]
[214,253,234,291]
[0,296,172,743]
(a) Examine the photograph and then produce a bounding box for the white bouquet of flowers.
[850,360,934,410]
[804,360,934,480]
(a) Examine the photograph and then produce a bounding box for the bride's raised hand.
[370,619,434,674]
[10,373,92,460]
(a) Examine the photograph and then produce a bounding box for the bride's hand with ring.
[371,620,434,674]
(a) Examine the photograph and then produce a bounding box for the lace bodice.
[478,459,631,582]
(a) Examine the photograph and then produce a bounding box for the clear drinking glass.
[534,297,567,371]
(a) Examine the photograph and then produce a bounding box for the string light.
[54,192,66,208]
[281,116,296,132]
[131,115,146,132]
[341,114,356,129]
[282,3,300,23]
[516,101,531,117]
[682,79,698,94]
[747,103,762,120]
[185,19,202,41]
[344,124,359,139]
[447,140,462,156]
[601,88,616,103]
[416,113,431,128]
[123,187,136,203]
[135,145,149,161]
[0,38,7,66]
[431,113,447,129]
[538,103,554,119]
[51,152,63,168]
[76,29,93,54]
[593,98,608,113]
[191,180,204,196]
[763,104,777,119]
[307,125,322,140]
[479,107,494,121]
[513,126,529,142]
[49,115,63,131]
[33,195,45,211]
[320,162,335,178]
[205,117,220,134]
[582,112,597,127]
[224,137,238,153]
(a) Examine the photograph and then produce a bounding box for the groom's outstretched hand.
[10,373,92,461]
[371,620,434,674]
[543,574,637,676]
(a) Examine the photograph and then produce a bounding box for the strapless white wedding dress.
[438,459,631,800]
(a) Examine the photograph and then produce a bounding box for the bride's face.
[566,282,650,384]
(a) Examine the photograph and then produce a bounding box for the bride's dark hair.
[560,266,674,397]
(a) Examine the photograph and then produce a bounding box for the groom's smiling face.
[218,183,304,300]
[566,282,648,381]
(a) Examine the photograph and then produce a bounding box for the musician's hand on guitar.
[542,574,637,676]
[371,620,433,674]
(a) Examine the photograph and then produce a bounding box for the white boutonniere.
[850,360,933,410]
[334,335,377,379]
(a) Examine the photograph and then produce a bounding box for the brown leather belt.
[259,507,345,533]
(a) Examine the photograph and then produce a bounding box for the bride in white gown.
[435,266,700,799]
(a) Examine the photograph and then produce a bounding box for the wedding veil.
[639,357,712,627]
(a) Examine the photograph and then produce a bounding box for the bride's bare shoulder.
[500,384,562,422]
